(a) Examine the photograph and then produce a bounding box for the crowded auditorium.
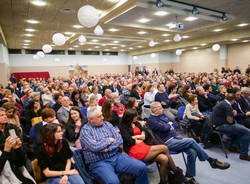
[0,0,250,184]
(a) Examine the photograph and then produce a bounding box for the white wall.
[0,43,9,64]
[9,52,130,67]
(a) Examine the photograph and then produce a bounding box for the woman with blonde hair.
[2,102,21,130]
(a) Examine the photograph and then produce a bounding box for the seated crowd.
[0,67,250,184]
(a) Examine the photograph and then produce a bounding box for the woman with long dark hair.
[120,109,184,184]
[65,106,87,144]
[37,123,85,184]
[101,99,119,128]
[71,91,85,108]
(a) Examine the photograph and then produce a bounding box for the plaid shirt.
[80,121,123,164]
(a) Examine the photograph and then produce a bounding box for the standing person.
[80,107,149,184]
[120,109,185,184]
[37,123,85,184]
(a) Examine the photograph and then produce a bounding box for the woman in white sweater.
[183,94,205,142]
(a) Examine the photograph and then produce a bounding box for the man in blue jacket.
[147,102,230,183]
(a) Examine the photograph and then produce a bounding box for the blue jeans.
[166,138,209,176]
[46,174,85,184]
[218,123,250,156]
[89,153,148,184]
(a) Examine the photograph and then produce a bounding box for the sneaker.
[239,155,250,161]
[186,176,199,184]
[228,146,240,153]
[209,159,230,169]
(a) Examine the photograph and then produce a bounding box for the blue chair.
[81,107,88,117]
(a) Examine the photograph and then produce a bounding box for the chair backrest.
[30,125,36,139]
[81,107,88,117]
[178,106,186,120]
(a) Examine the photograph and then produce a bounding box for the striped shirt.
[80,121,123,164]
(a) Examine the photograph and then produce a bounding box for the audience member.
[57,96,71,125]
[147,102,230,183]
[213,94,250,161]
[37,123,85,184]
[80,107,149,184]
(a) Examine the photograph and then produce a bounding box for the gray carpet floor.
[147,138,250,184]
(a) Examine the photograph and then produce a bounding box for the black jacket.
[119,122,148,153]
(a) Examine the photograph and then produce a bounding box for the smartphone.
[9,129,17,142]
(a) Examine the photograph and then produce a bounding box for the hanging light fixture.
[176,49,182,56]
[77,5,99,28]
[42,44,52,53]
[173,34,182,42]
[52,33,66,46]
[94,25,104,35]
[149,40,156,47]
[212,44,221,51]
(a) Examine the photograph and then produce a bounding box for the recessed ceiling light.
[26,19,39,24]
[24,33,33,37]
[154,11,169,16]
[112,47,118,49]
[162,33,169,37]
[200,43,207,46]
[92,39,99,42]
[104,49,110,51]
[138,18,151,23]
[73,45,79,48]
[72,24,83,29]
[25,28,36,32]
[138,31,147,35]
[121,45,126,47]
[23,46,28,48]
[31,0,47,6]
[120,49,125,52]
[102,44,107,46]
[231,38,239,41]
[23,43,30,46]
[109,28,119,32]
[192,47,198,50]
[129,47,133,50]
[137,45,143,48]
[24,40,32,43]
[88,48,92,51]
[113,40,120,43]
[184,16,198,21]
[51,44,55,47]
[237,23,248,27]
[213,28,223,32]
[242,40,249,43]
[182,35,190,39]
[64,32,73,35]
[107,0,119,2]
[68,48,74,50]
[95,46,100,48]
[164,39,171,42]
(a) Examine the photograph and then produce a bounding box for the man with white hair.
[98,88,112,107]
[56,96,71,125]
[80,107,148,184]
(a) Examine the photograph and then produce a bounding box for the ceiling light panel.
[72,25,83,29]
[138,31,147,35]
[31,0,47,6]
[213,28,224,32]
[184,16,198,21]
[25,28,36,32]
[138,18,151,23]
[154,11,169,16]
[26,20,39,24]
[237,23,248,27]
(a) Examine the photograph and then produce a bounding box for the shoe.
[228,146,240,153]
[239,155,250,161]
[185,176,199,184]
[209,159,230,169]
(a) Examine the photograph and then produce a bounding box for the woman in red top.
[120,109,184,184]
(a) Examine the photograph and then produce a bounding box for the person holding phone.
[0,107,35,184]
